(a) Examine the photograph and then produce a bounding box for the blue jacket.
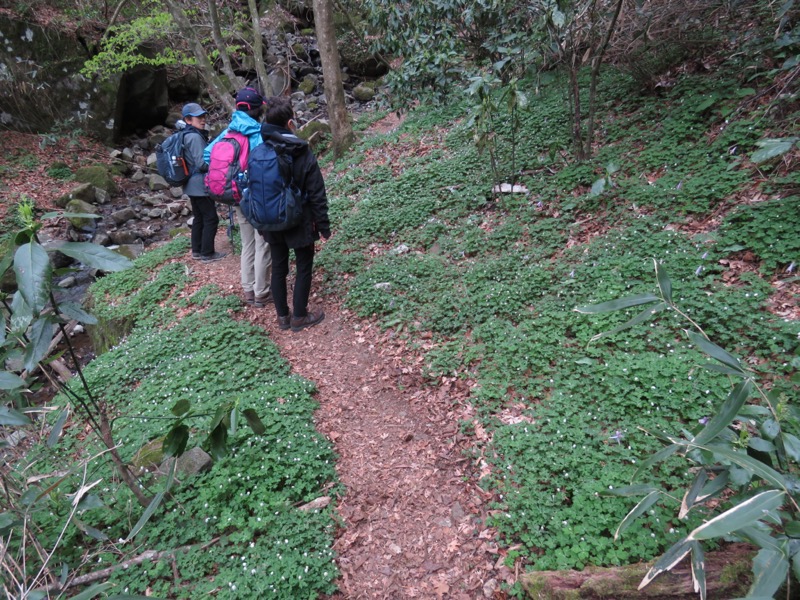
[203,111,264,164]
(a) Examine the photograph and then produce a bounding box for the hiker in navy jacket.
[260,96,330,332]
[182,102,225,263]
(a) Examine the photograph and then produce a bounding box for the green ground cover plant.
[577,262,800,597]
[321,42,799,593]
[5,236,339,598]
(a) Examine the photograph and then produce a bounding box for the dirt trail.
[198,237,510,599]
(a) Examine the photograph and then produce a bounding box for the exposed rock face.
[0,16,118,142]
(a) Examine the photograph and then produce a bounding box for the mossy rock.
[292,43,309,61]
[298,75,317,95]
[297,120,331,143]
[300,28,315,36]
[74,165,118,195]
[169,226,191,238]
[352,84,376,102]
[131,437,166,471]
[65,199,98,231]
[56,182,95,208]
[47,161,72,179]
[86,311,135,356]
[110,162,128,178]
[113,244,145,260]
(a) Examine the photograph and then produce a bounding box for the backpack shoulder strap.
[263,139,294,185]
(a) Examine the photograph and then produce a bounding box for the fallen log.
[521,544,754,599]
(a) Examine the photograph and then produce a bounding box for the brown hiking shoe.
[277,314,291,330]
[290,309,325,332]
[253,293,272,308]
[243,291,255,305]
[201,251,227,263]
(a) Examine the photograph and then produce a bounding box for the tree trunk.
[585,0,625,156]
[248,0,270,98]
[520,544,754,599]
[569,56,585,161]
[163,0,235,113]
[209,0,245,94]
[96,412,151,508]
[311,0,355,159]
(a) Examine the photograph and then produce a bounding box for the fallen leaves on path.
[177,231,510,598]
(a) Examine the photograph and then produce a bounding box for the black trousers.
[269,241,315,318]
[189,196,219,255]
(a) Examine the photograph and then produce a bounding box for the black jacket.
[259,124,330,248]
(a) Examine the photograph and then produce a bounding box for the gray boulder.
[111,207,137,225]
[94,187,111,205]
[109,230,140,245]
[148,174,170,191]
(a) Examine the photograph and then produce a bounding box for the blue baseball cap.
[182,103,207,118]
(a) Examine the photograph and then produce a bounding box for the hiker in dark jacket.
[182,102,225,263]
[260,96,331,332]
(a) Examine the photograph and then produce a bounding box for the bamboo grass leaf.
[700,444,785,489]
[590,302,667,343]
[125,462,175,541]
[690,541,706,599]
[691,379,752,446]
[680,470,708,520]
[687,490,785,541]
[748,548,789,598]
[47,406,69,448]
[575,293,660,314]
[0,406,32,424]
[0,372,26,391]
[633,444,680,480]
[639,538,693,589]
[686,331,745,373]
[653,259,672,303]
[615,490,661,540]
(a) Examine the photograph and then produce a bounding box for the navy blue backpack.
[240,141,303,232]
[155,129,191,186]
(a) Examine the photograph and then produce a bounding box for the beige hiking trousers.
[235,206,272,299]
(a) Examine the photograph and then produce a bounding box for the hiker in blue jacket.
[204,88,271,306]
[260,96,331,332]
